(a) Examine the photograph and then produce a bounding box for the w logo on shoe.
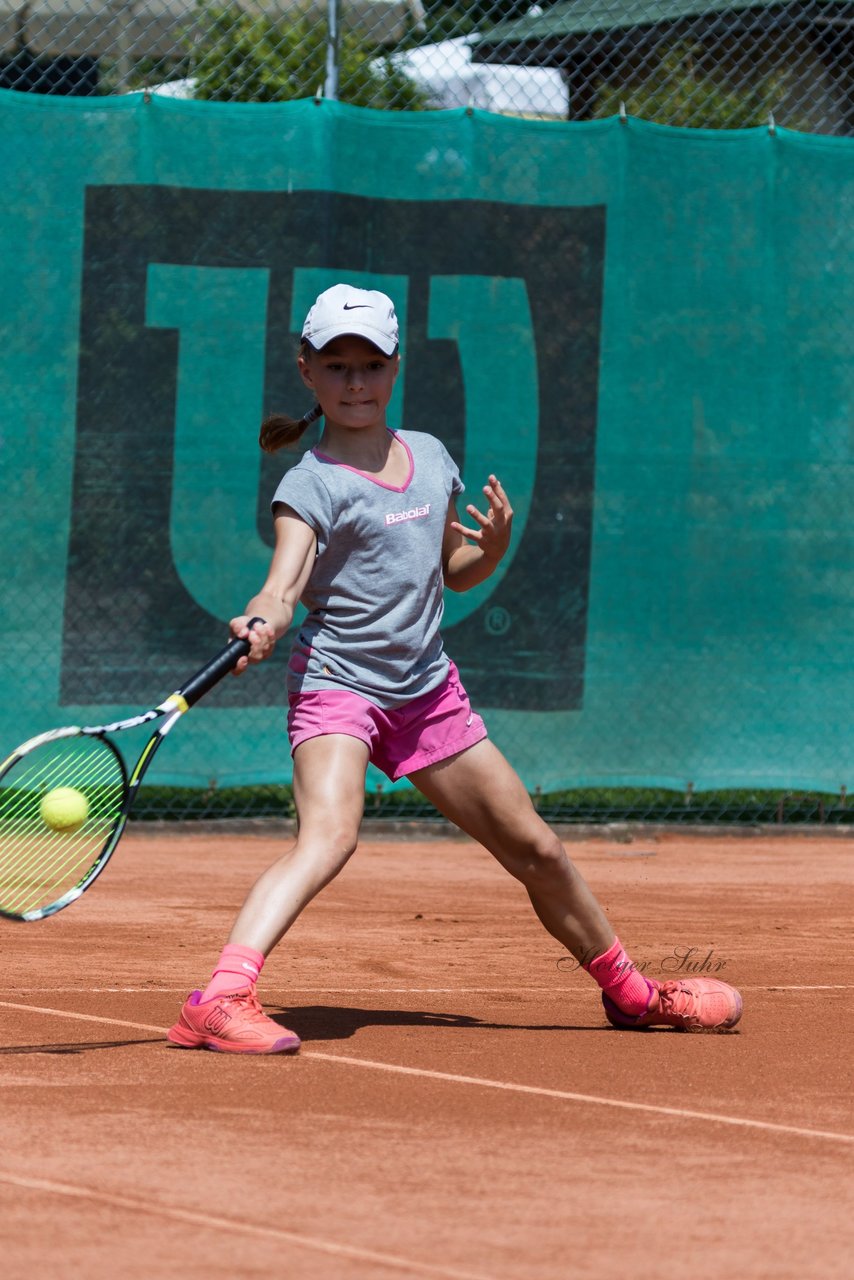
[203,1004,233,1035]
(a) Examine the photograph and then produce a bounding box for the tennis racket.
[0,620,264,923]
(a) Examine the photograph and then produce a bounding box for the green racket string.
[0,736,126,916]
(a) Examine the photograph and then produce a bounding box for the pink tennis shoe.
[167,989,301,1054]
[603,976,743,1032]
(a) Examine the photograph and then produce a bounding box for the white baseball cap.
[301,283,399,356]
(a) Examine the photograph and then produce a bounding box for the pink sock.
[200,944,265,1002]
[584,937,654,1015]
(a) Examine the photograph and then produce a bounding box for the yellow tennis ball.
[40,787,89,834]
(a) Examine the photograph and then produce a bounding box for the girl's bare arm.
[230,506,317,671]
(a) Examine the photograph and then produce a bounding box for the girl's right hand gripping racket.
[0,622,264,922]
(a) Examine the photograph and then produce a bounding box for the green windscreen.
[1,92,851,794]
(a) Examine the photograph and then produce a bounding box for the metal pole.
[113,1,136,92]
[324,0,339,100]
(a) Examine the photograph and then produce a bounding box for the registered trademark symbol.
[485,606,512,636]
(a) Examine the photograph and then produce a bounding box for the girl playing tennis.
[168,283,742,1053]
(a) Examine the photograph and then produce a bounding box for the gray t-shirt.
[271,429,464,708]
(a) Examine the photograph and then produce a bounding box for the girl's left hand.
[450,475,513,562]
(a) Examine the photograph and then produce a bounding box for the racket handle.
[177,617,267,708]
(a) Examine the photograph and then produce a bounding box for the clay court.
[1,825,852,1279]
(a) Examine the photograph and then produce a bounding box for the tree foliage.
[191,4,428,107]
[594,43,812,130]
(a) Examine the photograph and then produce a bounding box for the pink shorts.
[287,661,487,781]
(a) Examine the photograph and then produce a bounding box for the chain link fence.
[0,1,852,131]
[129,784,852,826]
[1,7,851,828]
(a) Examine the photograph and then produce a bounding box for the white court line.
[8,984,854,994]
[2,999,853,1147]
[0,1171,494,1280]
[305,1052,854,1146]
[765,985,852,992]
[0,1001,162,1033]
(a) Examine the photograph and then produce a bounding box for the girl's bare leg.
[227,734,370,955]
[409,739,614,965]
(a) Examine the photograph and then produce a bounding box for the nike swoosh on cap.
[342,303,371,310]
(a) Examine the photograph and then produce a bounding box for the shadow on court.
[271,1004,606,1040]
[0,1037,163,1054]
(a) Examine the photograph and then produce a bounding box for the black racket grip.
[177,617,267,708]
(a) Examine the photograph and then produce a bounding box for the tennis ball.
[40,787,89,834]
